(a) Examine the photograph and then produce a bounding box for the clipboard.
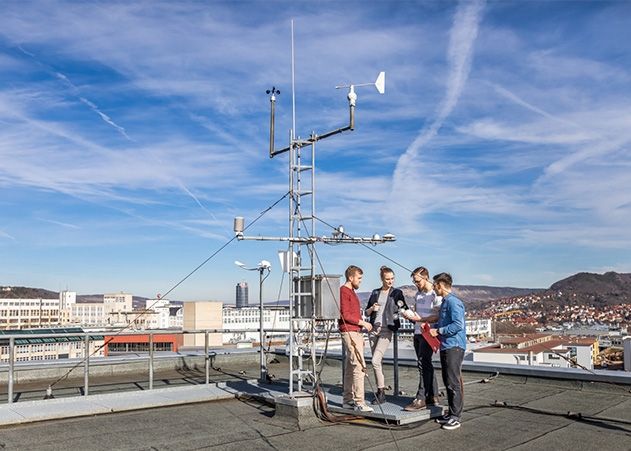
[422,323,440,353]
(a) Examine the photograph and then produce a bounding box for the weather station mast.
[233,21,394,398]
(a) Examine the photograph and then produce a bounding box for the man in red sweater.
[339,265,374,412]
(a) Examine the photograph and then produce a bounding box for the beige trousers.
[341,331,366,405]
[369,329,393,389]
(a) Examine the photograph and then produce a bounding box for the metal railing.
[3,327,628,405]
[0,328,289,404]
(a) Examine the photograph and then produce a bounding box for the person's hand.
[429,328,439,337]
[361,320,373,332]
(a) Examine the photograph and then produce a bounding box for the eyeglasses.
[413,278,427,285]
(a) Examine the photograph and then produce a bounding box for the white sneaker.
[354,403,374,413]
[342,401,355,409]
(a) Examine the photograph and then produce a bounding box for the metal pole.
[8,337,14,404]
[205,331,210,385]
[259,268,267,382]
[393,331,399,396]
[149,332,154,390]
[84,334,90,396]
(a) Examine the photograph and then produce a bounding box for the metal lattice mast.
[236,22,390,398]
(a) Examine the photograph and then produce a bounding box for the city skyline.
[1,1,631,301]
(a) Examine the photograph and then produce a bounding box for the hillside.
[551,271,631,295]
[358,284,541,308]
[0,286,58,299]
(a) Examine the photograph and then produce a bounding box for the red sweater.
[339,285,362,332]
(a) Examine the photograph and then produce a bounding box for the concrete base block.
[273,392,320,429]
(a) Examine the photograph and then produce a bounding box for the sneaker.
[354,403,374,413]
[435,414,451,424]
[441,418,461,430]
[403,399,427,412]
[342,400,355,409]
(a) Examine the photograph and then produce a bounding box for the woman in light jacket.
[365,266,407,404]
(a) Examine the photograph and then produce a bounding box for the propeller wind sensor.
[336,71,385,106]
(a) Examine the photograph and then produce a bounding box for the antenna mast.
[239,22,392,397]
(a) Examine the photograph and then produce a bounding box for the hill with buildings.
[0,286,58,299]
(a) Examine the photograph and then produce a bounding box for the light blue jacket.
[436,292,466,351]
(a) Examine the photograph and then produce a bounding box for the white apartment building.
[473,334,597,369]
[0,298,60,330]
[143,299,183,329]
[104,292,133,314]
[67,303,107,327]
[466,318,492,338]
[222,306,290,344]
[0,328,105,363]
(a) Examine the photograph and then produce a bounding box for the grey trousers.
[369,329,393,389]
[440,347,465,420]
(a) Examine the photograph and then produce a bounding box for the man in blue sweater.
[429,272,466,431]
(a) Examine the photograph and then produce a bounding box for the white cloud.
[390,0,486,223]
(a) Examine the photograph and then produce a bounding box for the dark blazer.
[365,287,407,331]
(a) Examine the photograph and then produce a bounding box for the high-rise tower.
[235,281,248,308]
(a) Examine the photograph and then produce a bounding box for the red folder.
[422,323,440,353]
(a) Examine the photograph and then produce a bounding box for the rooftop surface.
[0,356,630,450]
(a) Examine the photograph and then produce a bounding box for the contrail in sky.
[15,46,133,141]
[391,0,485,204]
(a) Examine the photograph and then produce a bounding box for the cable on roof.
[45,191,290,392]
[491,400,631,430]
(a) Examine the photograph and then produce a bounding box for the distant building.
[0,297,60,329]
[466,318,492,338]
[473,333,597,369]
[0,328,104,363]
[104,292,133,315]
[222,306,290,344]
[236,282,248,308]
[103,332,182,356]
[143,298,183,329]
[67,302,106,326]
[59,290,76,310]
[182,301,223,348]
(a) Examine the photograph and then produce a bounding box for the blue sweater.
[436,293,466,351]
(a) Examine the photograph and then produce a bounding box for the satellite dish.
[375,71,385,94]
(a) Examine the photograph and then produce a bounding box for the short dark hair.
[433,272,453,287]
[411,266,429,279]
[345,265,363,280]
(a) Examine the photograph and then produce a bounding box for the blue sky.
[1,1,630,302]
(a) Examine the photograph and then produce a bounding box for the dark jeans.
[413,334,438,401]
[440,347,465,420]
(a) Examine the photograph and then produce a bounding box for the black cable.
[48,191,290,389]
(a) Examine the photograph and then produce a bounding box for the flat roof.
[0,356,629,450]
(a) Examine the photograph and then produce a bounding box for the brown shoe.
[426,397,440,406]
[403,399,427,412]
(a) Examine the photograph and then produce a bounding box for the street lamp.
[235,259,272,382]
